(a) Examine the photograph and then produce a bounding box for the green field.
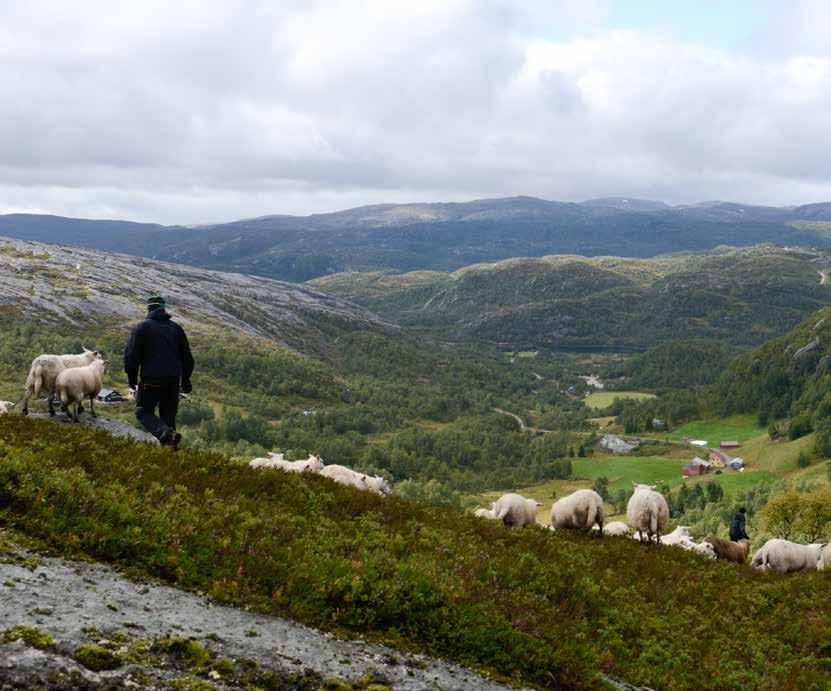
[572,455,686,491]
[667,414,765,445]
[583,390,655,409]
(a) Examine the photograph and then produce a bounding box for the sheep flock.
[475,484,830,574]
[249,452,391,496]
[6,348,827,575]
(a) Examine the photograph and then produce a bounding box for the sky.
[1,0,831,225]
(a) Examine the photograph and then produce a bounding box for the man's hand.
[181,379,193,394]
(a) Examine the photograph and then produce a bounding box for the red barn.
[720,441,740,449]
[682,457,711,477]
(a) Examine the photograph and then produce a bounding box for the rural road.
[493,408,693,450]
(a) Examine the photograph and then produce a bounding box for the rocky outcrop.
[0,238,390,351]
[0,548,518,690]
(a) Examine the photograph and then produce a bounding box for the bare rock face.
[0,237,390,350]
[0,548,519,691]
[28,413,158,444]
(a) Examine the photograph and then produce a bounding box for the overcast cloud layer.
[2,0,831,224]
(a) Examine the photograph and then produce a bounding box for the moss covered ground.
[0,416,828,690]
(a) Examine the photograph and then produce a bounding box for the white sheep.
[626,483,669,544]
[319,464,370,491]
[55,359,108,423]
[492,493,543,528]
[657,527,716,558]
[550,489,605,534]
[594,520,630,536]
[22,348,101,416]
[362,474,392,496]
[474,504,497,520]
[750,539,830,573]
[249,452,325,473]
[0,400,15,416]
[660,526,693,545]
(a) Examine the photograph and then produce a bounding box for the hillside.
[0,415,828,690]
[0,237,585,493]
[0,237,386,352]
[714,304,831,455]
[310,245,831,349]
[4,197,831,282]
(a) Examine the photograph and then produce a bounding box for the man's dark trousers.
[136,378,180,441]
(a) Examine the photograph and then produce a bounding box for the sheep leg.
[597,519,604,537]
[72,403,79,423]
[48,392,56,417]
[89,395,96,418]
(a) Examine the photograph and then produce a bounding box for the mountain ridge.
[4,196,831,282]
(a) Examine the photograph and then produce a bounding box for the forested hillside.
[714,306,831,455]
[0,237,589,499]
[312,246,831,349]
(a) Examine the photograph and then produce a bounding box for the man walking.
[124,296,194,448]
[730,506,749,542]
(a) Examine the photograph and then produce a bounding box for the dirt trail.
[0,548,519,690]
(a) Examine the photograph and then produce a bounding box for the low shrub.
[0,416,829,689]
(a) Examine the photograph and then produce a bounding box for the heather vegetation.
[1,416,829,690]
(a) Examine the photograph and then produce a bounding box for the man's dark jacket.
[124,309,195,389]
[729,511,749,542]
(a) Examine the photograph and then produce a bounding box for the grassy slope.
[666,415,765,444]
[583,391,656,410]
[0,416,829,690]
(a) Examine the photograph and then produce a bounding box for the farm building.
[727,457,745,470]
[720,440,740,449]
[708,449,729,468]
[682,457,711,477]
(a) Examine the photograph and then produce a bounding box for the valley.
[0,233,829,690]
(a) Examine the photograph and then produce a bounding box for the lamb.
[22,348,101,416]
[750,539,829,573]
[703,536,751,564]
[594,520,629,536]
[54,359,107,423]
[0,400,15,416]
[550,489,605,534]
[626,483,669,544]
[492,493,543,528]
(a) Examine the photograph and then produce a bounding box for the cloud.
[0,1,830,223]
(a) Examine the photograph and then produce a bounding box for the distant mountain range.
[310,245,831,350]
[3,197,831,282]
